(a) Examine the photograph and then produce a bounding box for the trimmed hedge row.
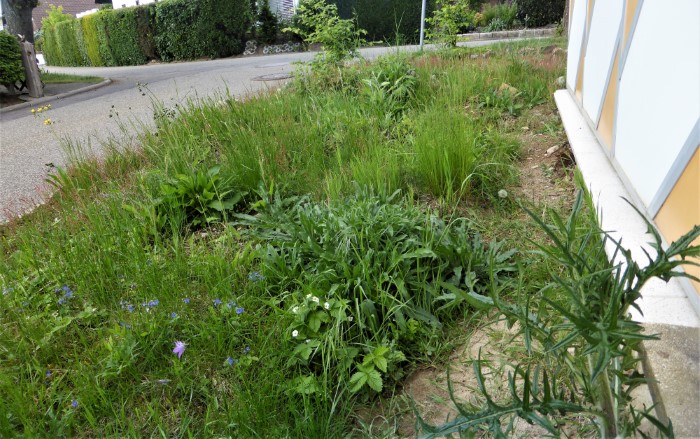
[42,0,251,66]
[517,0,566,27]
[330,0,435,43]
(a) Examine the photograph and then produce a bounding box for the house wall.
[566,0,700,298]
[112,0,155,10]
[268,0,295,21]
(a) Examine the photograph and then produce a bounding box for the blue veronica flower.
[170,312,177,318]
[71,400,78,408]
[236,307,245,315]
[183,298,190,304]
[213,298,222,307]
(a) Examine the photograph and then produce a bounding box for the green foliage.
[54,20,83,66]
[285,0,366,66]
[151,165,247,232]
[80,14,104,66]
[135,4,158,60]
[92,11,115,66]
[330,0,434,44]
[102,7,147,65]
[258,0,279,45]
[362,55,417,121]
[237,186,515,396]
[416,192,695,437]
[155,0,252,61]
[41,5,74,66]
[0,31,24,85]
[480,1,518,29]
[426,0,476,47]
[517,0,565,27]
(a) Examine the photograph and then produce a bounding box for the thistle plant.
[416,192,699,438]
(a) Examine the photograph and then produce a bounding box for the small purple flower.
[170,312,177,318]
[148,299,159,307]
[58,298,66,305]
[243,346,250,354]
[213,298,222,307]
[46,370,52,378]
[127,304,135,313]
[183,298,190,304]
[235,307,245,315]
[71,399,78,408]
[226,356,238,366]
[173,341,186,359]
[248,271,264,281]
[226,301,234,309]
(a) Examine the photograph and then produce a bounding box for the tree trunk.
[563,0,570,36]
[20,41,42,98]
[2,0,35,43]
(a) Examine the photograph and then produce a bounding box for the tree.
[1,0,39,43]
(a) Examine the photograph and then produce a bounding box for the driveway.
[0,39,522,223]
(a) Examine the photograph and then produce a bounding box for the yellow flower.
[37,108,42,113]
[43,118,52,125]
[43,106,49,111]
[31,109,35,113]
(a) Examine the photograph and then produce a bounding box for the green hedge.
[42,0,251,66]
[81,14,104,66]
[92,11,115,67]
[55,20,83,66]
[135,4,158,60]
[517,0,565,27]
[103,8,147,65]
[155,0,252,61]
[0,31,24,85]
[330,0,435,43]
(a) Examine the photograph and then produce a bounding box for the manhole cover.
[252,73,294,81]
[257,62,289,68]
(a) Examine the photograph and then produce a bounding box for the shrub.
[517,0,565,27]
[481,2,518,30]
[92,11,115,66]
[155,0,252,61]
[135,4,158,60]
[80,14,104,66]
[41,5,74,66]
[54,20,83,66]
[103,7,147,65]
[330,0,434,44]
[285,0,365,66]
[73,19,89,65]
[238,187,515,395]
[258,0,279,44]
[426,0,476,46]
[0,31,24,86]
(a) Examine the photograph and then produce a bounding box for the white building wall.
[112,0,156,10]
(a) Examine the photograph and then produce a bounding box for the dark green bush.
[330,0,434,43]
[517,0,565,27]
[258,0,279,45]
[54,20,83,66]
[103,7,147,65]
[135,4,158,60]
[92,11,115,66]
[155,0,252,61]
[0,31,24,86]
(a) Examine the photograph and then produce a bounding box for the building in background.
[558,0,699,322]
[112,0,155,10]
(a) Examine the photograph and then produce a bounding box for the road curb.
[0,78,112,114]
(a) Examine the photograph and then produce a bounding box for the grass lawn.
[1,38,684,438]
[40,72,104,84]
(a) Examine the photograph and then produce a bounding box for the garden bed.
[1,39,681,438]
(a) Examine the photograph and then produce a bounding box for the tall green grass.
[0,40,568,437]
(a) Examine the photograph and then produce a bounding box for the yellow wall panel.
[654,147,700,295]
[597,47,619,149]
[623,0,639,47]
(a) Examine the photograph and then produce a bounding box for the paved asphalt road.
[0,39,522,223]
